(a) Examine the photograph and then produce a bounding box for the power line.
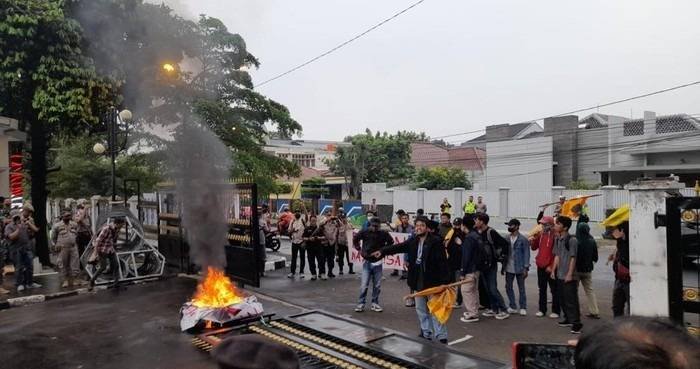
[428,80,700,141]
[254,0,427,88]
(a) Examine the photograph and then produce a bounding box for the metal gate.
[665,196,700,336]
[157,180,262,287]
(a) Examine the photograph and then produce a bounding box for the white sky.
[165,0,700,143]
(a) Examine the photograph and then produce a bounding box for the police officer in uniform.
[51,209,82,288]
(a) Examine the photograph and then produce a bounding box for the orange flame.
[192,267,244,308]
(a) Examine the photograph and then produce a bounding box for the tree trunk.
[29,119,50,266]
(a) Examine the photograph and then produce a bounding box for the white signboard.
[346,230,409,271]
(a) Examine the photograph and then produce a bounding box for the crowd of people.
[1,198,125,294]
[272,195,633,343]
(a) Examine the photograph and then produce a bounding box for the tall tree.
[68,1,302,195]
[327,130,415,199]
[0,0,115,264]
[412,166,471,190]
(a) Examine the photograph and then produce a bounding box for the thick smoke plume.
[169,123,231,269]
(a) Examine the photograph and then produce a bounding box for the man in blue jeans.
[5,208,40,292]
[502,218,530,316]
[475,213,510,320]
[374,216,451,343]
[353,217,394,312]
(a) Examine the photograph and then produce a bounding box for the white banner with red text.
[346,230,409,271]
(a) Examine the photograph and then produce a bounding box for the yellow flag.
[561,197,589,218]
[601,204,630,227]
[427,288,457,325]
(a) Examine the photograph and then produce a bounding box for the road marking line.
[448,335,473,346]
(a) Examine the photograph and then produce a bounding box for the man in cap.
[5,205,40,292]
[51,209,82,288]
[89,217,126,290]
[529,215,561,318]
[502,219,530,316]
[212,334,300,369]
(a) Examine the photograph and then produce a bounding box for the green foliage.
[68,1,303,195]
[328,130,415,199]
[301,177,329,198]
[0,0,115,127]
[48,135,163,198]
[412,166,471,190]
[568,180,600,190]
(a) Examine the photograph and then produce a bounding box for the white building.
[264,139,350,171]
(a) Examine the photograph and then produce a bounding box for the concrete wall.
[576,127,609,185]
[485,136,553,191]
[544,115,579,186]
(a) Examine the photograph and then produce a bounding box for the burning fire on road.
[180,267,263,332]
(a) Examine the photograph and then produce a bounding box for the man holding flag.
[372,216,451,343]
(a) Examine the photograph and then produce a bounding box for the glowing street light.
[162,63,176,73]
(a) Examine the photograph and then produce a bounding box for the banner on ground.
[346,230,408,271]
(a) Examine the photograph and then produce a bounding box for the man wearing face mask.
[530,216,561,319]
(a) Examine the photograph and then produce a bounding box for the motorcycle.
[265,229,281,252]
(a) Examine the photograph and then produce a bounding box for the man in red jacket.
[529,216,560,319]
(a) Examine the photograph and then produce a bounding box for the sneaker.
[399,275,407,280]
[370,303,383,312]
[495,312,510,320]
[453,303,462,308]
[585,313,600,319]
[0,287,10,295]
[558,320,573,327]
[390,270,399,276]
[328,273,336,279]
[460,315,480,323]
[310,275,317,281]
[348,270,356,275]
[299,273,306,279]
[481,309,496,317]
[354,304,365,312]
[287,273,294,279]
[571,324,583,334]
[549,313,560,319]
[61,280,69,288]
[439,338,448,344]
[519,309,527,316]
[536,311,545,317]
[17,285,25,292]
[405,298,415,307]
[507,308,518,314]
[338,270,344,275]
[321,275,328,280]
[29,282,42,289]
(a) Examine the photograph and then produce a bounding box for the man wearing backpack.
[551,216,583,334]
[474,213,510,320]
[459,216,481,323]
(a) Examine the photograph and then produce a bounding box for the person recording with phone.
[5,204,41,292]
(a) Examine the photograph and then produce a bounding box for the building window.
[623,121,644,136]
[290,153,316,168]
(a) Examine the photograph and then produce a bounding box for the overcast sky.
[165,0,700,143]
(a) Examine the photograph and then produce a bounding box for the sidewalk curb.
[0,277,166,311]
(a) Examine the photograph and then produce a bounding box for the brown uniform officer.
[51,209,81,288]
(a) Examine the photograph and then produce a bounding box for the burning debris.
[180,267,263,332]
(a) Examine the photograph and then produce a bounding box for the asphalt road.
[259,237,618,362]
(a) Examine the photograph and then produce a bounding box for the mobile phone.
[512,342,575,369]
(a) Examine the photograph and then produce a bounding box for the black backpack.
[485,227,507,263]
[476,233,495,272]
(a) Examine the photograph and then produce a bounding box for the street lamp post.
[94,108,132,201]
